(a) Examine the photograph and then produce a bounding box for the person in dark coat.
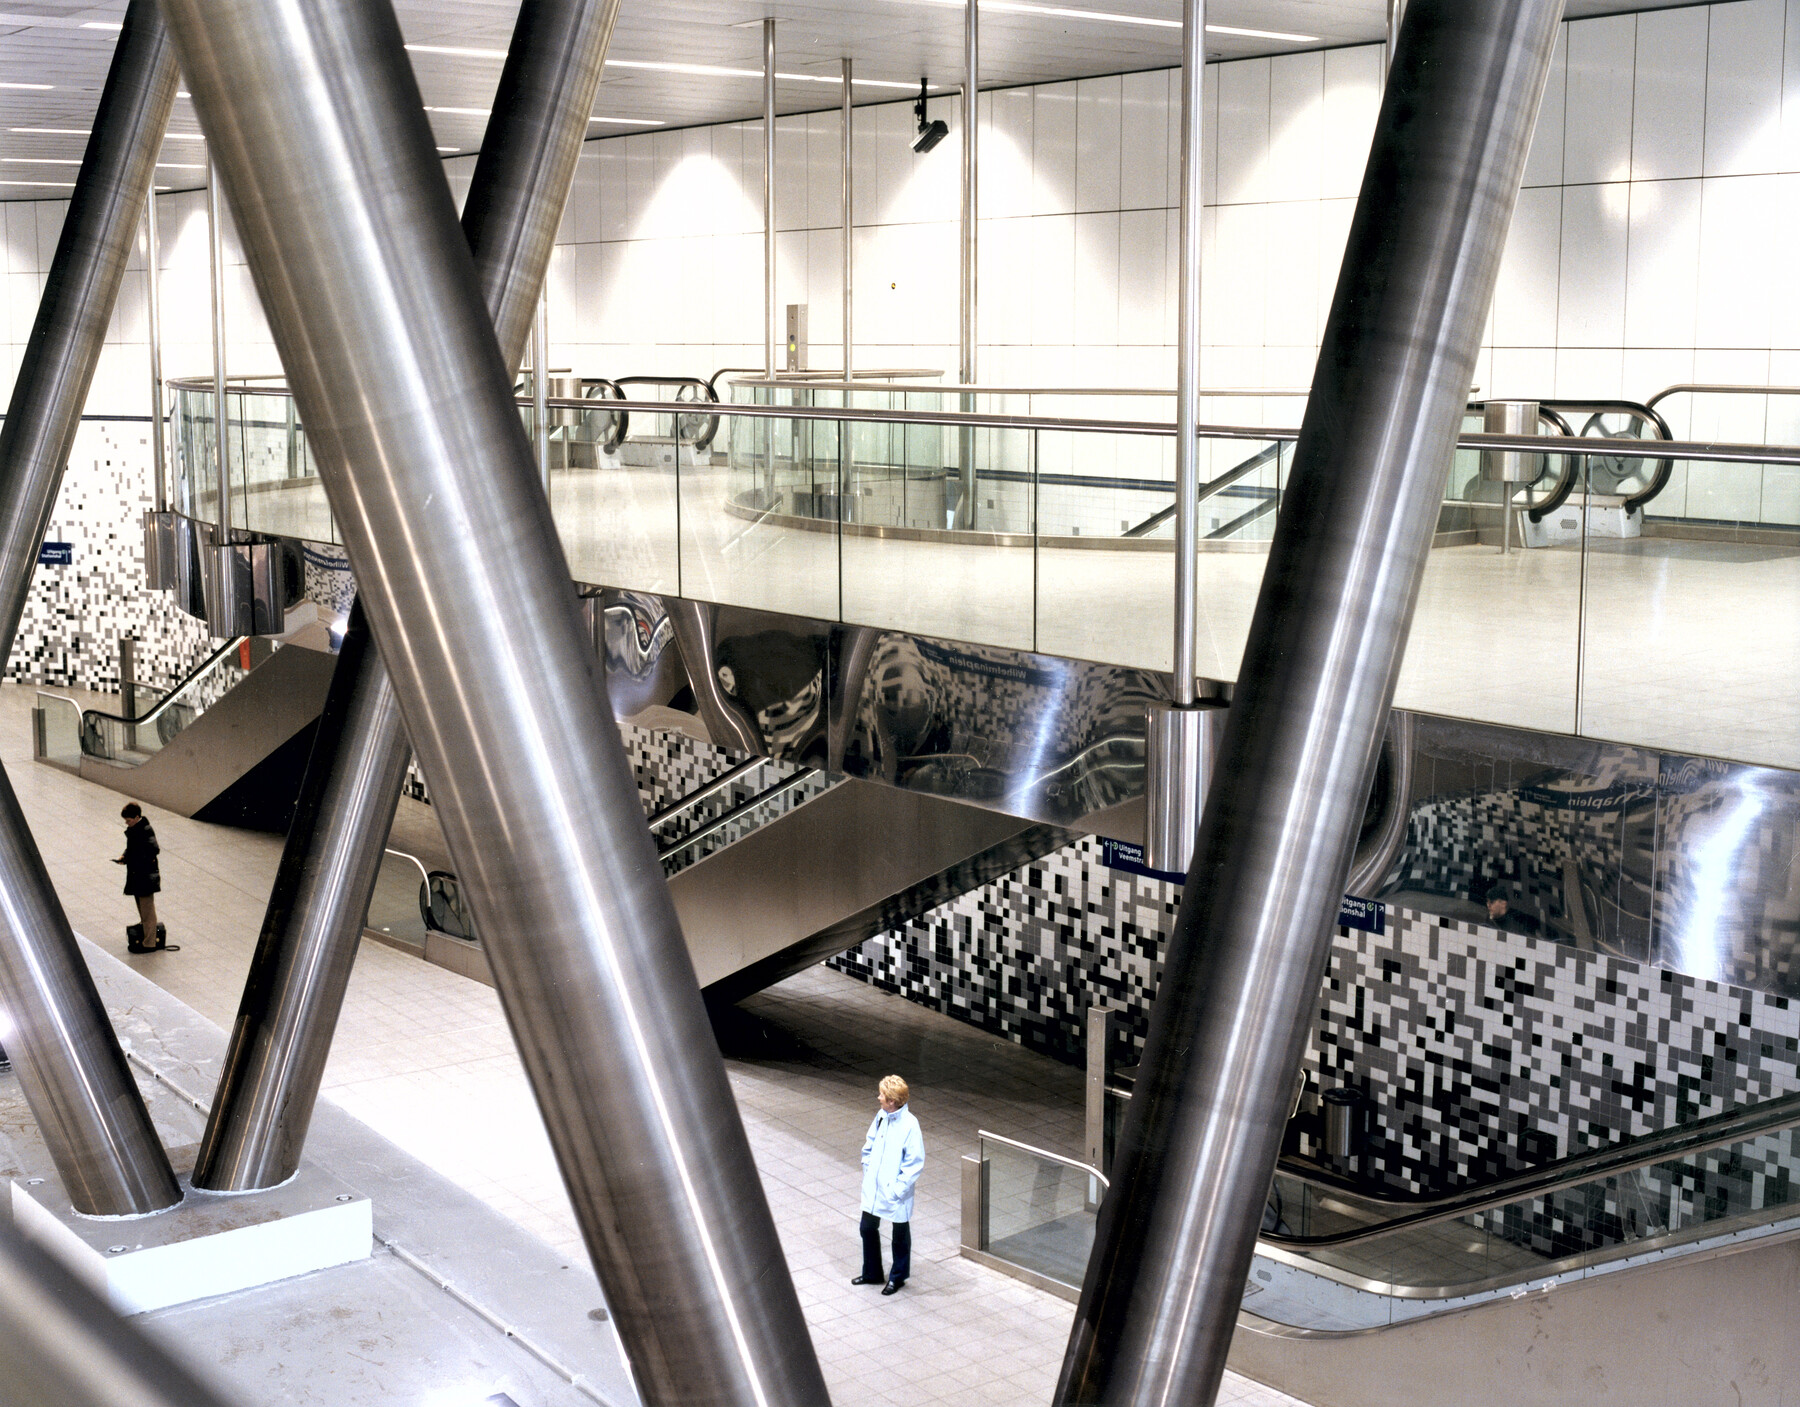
[114,802,166,950]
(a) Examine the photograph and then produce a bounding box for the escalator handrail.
[1525,398,1677,519]
[77,636,248,731]
[613,375,721,451]
[1122,440,1285,538]
[645,757,770,830]
[1263,1087,1800,1251]
[655,767,819,860]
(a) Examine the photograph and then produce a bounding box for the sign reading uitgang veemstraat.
[37,541,72,566]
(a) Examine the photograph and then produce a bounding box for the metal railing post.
[764,18,777,381]
[957,1,979,530]
[841,57,853,387]
[163,2,830,1400]
[1055,4,1565,1404]
[194,0,624,1196]
[0,0,181,1218]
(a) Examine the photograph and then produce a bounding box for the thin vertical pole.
[206,156,228,537]
[534,284,550,489]
[841,57,853,386]
[1171,0,1205,708]
[144,190,165,511]
[763,18,777,380]
[0,0,181,1219]
[958,2,979,529]
[1055,4,1564,1402]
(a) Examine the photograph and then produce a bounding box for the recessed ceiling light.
[155,161,204,169]
[176,89,190,98]
[436,146,460,153]
[80,21,122,30]
[423,105,491,117]
[11,127,90,135]
[604,58,919,90]
[1205,23,1318,41]
[0,179,77,186]
[1,156,77,164]
[0,82,52,91]
[589,116,664,127]
[163,132,206,141]
[405,43,508,60]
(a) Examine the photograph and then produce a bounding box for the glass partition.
[365,848,431,951]
[973,1134,1101,1293]
[80,639,250,765]
[32,692,82,773]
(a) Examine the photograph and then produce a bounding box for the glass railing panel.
[978,1135,1097,1291]
[549,396,680,594]
[82,643,249,764]
[32,692,82,772]
[236,389,333,543]
[682,409,839,619]
[1579,449,1799,768]
[366,849,430,950]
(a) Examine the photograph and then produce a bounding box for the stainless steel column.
[763,18,778,379]
[0,1221,240,1407]
[1387,0,1409,69]
[957,1,979,529]
[144,191,165,512]
[162,3,830,1402]
[0,0,181,1218]
[193,0,620,1196]
[841,58,853,384]
[1141,0,1209,875]
[206,158,228,540]
[533,288,550,488]
[1055,5,1562,1404]
[192,606,409,1191]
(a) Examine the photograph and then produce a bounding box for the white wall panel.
[1706,0,1786,175]
[1116,208,1166,346]
[1033,82,1078,217]
[1565,14,1637,186]
[1073,211,1120,347]
[1076,75,1122,214]
[1319,46,1381,200]
[1267,50,1324,205]
[983,88,1036,221]
[1632,6,1708,182]
[1493,185,1563,348]
[1696,174,1780,348]
[1118,69,1168,211]
[1625,177,1701,349]
[1557,183,1629,348]
[1523,26,1569,189]
[1215,57,1269,205]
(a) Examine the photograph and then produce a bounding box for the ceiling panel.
[0,1,1715,194]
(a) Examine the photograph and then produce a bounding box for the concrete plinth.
[11,1153,371,1315]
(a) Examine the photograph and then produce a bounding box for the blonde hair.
[878,1075,909,1106]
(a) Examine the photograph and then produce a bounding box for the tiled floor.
[4,682,1308,1407]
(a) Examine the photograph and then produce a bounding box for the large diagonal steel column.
[162,4,830,1402]
[0,0,180,1216]
[1055,4,1563,1403]
[193,0,619,1195]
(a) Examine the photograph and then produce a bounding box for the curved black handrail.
[1529,398,1676,519]
[615,375,721,452]
[1264,1088,1800,1251]
[78,636,246,731]
[581,379,628,454]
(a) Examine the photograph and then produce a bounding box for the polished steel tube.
[533,289,550,487]
[841,58,853,383]
[960,1,978,391]
[459,0,619,377]
[163,1,829,1400]
[0,1221,239,1407]
[763,18,778,379]
[206,157,229,536]
[144,190,166,510]
[1055,5,1564,1404]
[192,608,409,1191]
[1387,0,1409,69]
[0,0,181,1218]
[192,0,623,1195]
[1171,0,1205,707]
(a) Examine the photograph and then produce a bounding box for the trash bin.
[1321,1086,1365,1163]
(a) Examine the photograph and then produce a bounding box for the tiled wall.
[8,420,214,690]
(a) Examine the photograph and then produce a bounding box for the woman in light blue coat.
[854,1074,925,1294]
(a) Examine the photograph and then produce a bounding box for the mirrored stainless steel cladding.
[192,606,410,1191]
[0,1222,241,1407]
[0,0,181,1218]
[459,0,620,378]
[1171,0,1205,707]
[195,0,635,1196]
[160,2,830,1402]
[1054,4,1566,1404]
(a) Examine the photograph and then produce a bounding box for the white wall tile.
[1622,347,1695,405]
[570,147,600,245]
[1523,26,1568,189]
[1076,76,1122,214]
[1625,178,1701,350]
[1782,0,1800,170]
[1265,202,1319,345]
[806,227,843,350]
[34,200,64,273]
[4,203,37,274]
[1493,186,1563,347]
[1319,46,1382,200]
[1554,346,1624,399]
[1706,0,1785,175]
[1073,212,1119,346]
[979,215,1032,346]
[984,87,1035,220]
[1119,69,1168,211]
[1033,83,1078,217]
[1565,14,1637,185]
[1267,50,1324,205]
[807,110,842,232]
[1206,202,1268,347]
[1028,214,1075,346]
[1557,183,1629,347]
[775,114,808,234]
[1632,6,1708,181]
[1116,208,1166,345]
[1696,174,1781,348]
[1215,58,1269,205]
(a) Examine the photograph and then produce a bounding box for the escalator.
[35,635,338,830]
[967,1087,1800,1404]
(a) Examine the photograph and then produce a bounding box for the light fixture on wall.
[912,78,948,155]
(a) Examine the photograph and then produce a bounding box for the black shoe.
[851,1275,882,1286]
[881,1280,904,1295]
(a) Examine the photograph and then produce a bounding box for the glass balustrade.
[79,638,250,765]
[31,692,83,773]
[161,378,1800,771]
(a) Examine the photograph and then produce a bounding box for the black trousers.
[860,1211,911,1284]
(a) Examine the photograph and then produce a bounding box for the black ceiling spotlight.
[912,78,949,155]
